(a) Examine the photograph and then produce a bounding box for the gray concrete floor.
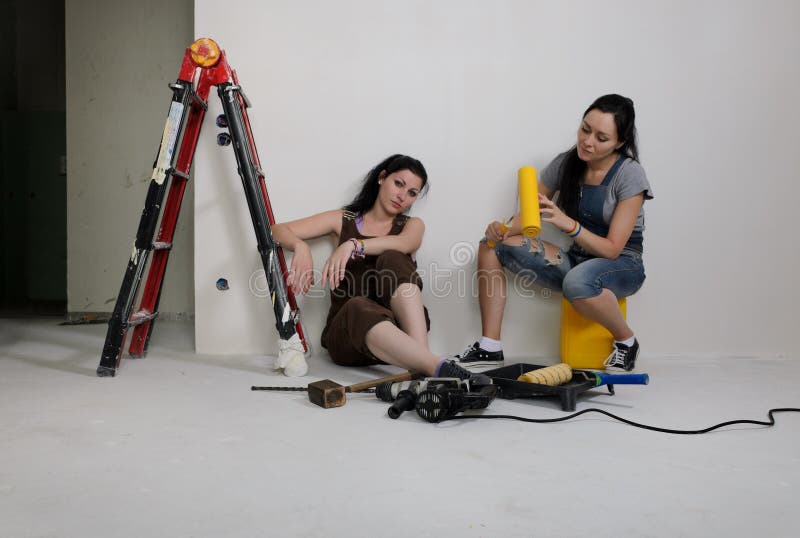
[1,317,798,537]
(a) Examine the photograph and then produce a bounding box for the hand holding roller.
[485,217,512,248]
[486,166,541,248]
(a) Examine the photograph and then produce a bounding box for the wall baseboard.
[66,311,195,323]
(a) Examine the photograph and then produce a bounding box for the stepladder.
[97,38,308,377]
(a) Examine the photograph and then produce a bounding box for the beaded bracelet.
[567,222,582,238]
[349,238,366,259]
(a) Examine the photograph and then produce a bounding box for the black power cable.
[442,407,800,434]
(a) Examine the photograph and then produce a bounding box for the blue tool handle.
[594,373,649,386]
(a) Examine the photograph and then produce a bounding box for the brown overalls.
[320,211,430,366]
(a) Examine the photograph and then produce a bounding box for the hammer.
[307,371,421,408]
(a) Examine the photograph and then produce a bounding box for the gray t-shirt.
[540,151,654,233]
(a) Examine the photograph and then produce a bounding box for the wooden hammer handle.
[346,371,419,393]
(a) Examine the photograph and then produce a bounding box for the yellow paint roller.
[486,166,540,248]
[518,165,541,238]
[517,363,572,386]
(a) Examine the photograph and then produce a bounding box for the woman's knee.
[374,250,421,294]
[338,296,375,322]
[375,250,412,271]
[561,270,600,302]
[477,241,501,271]
[563,255,645,301]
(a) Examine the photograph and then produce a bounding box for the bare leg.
[477,242,507,340]
[570,289,634,341]
[478,237,563,341]
[390,282,429,348]
[365,321,441,376]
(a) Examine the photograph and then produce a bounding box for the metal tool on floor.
[252,371,423,408]
[375,375,497,422]
[97,38,308,377]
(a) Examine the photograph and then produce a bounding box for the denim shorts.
[489,237,646,301]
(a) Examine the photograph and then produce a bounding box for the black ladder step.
[129,310,158,327]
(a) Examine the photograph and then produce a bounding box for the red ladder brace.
[98,38,307,376]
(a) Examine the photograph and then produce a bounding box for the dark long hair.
[557,94,639,219]
[343,154,428,214]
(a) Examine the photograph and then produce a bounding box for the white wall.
[66,0,194,317]
[195,0,800,359]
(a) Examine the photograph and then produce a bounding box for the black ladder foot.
[96,366,117,377]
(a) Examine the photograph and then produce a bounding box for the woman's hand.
[322,240,356,289]
[485,220,510,245]
[288,242,314,296]
[539,193,577,233]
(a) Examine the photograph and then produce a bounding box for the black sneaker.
[603,339,639,371]
[455,341,505,368]
[436,359,476,380]
[435,360,493,387]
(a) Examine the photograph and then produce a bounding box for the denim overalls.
[490,156,646,301]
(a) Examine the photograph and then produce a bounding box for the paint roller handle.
[590,372,649,386]
[485,217,513,248]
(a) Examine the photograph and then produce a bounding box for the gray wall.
[65,0,194,316]
[194,0,800,358]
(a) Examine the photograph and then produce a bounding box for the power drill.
[375,378,451,419]
[376,375,497,422]
[415,380,497,423]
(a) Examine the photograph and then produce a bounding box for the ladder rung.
[129,310,158,327]
[190,91,208,110]
[256,168,265,179]
[152,242,172,251]
[168,168,190,180]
